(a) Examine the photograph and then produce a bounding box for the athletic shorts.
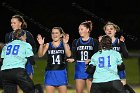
[90,80,126,93]
[44,69,68,86]
[25,61,34,76]
[118,70,126,79]
[74,62,92,80]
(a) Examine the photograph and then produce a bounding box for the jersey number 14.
[52,55,60,64]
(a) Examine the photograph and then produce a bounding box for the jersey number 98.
[6,45,20,55]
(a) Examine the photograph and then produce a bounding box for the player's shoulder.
[92,50,100,56]
[89,37,98,45]
[73,38,79,42]
[110,49,120,55]
[72,38,79,44]
[90,37,98,42]
[21,41,32,47]
[24,30,33,36]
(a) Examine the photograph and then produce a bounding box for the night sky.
[0,0,140,50]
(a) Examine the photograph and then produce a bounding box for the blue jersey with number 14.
[1,40,33,70]
[90,50,123,83]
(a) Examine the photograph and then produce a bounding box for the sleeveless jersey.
[46,42,66,70]
[73,37,98,61]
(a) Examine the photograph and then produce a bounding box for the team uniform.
[1,40,35,93]
[5,30,37,76]
[44,42,68,86]
[90,50,126,93]
[72,37,98,79]
[112,37,128,79]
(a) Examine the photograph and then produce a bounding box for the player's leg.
[45,86,55,93]
[110,80,126,93]
[19,61,34,93]
[45,69,68,93]
[16,68,35,93]
[119,70,135,93]
[86,78,92,93]
[0,71,3,89]
[44,71,55,93]
[124,84,136,93]
[58,85,67,93]
[2,76,17,93]
[2,69,19,93]
[3,82,17,93]
[90,83,103,93]
[34,84,44,93]
[75,79,85,93]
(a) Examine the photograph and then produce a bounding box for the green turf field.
[33,57,140,85]
[0,56,140,93]
[31,57,140,93]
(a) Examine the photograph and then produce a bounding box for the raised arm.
[37,34,49,57]
[62,34,71,57]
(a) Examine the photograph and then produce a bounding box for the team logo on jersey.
[48,50,64,54]
[112,47,120,51]
[77,46,93,50]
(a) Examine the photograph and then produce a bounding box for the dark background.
[0,0,140,50]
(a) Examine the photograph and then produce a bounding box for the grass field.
[33,57,140,85]
[0,55,140,93]
[30,57,140,93]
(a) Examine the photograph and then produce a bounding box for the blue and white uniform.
[112,37,128,79]
[72,37,98,79]
[44,42,68,86]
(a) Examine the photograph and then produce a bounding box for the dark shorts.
[0,71,3,89]
[2,68,35,93]
[90,80,126,93]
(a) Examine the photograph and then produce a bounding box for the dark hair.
[13,29,26,40]
[0,42,4,53]
[12,15,27,29]
[80,20,93,32]
[52,27,65,35]
[99,35,112,50]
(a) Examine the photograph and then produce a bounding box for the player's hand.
[120,36,125,42]
[62,34,69,44]
[98,35,103,42]
[37,34,45,45]
[85,59,91,64]
[66,58,75,63]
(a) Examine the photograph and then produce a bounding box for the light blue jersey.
[1,40,33,70]
[90,49,123,83]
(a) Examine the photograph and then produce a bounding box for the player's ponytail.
[12,15,27,29]
[80,20,93,32]
[13,29,26,40]
[99,35,112,50]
